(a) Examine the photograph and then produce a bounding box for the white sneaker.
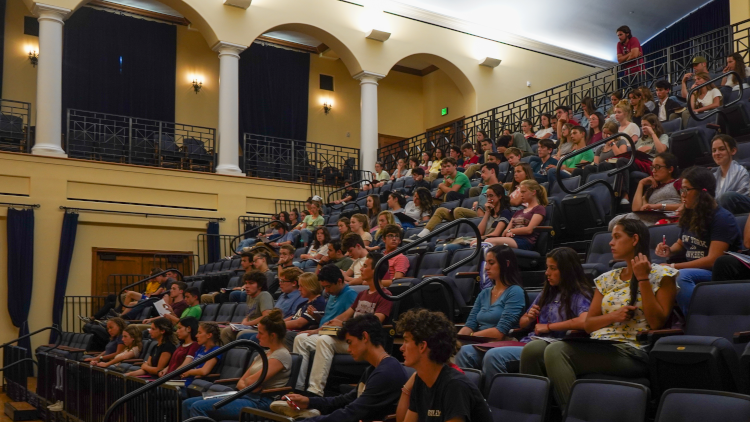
[269,401,321,419]
[620,198,630,205]
[47,401,64,411]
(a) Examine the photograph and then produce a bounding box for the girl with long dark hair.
[522,218,677,410]
[712,134,750,214]
[721,52,750,91]
[535,113,554,139]
[587,111,605,145]
[125,317,176,377]
[473,247,592,392]
[656,166,742,314]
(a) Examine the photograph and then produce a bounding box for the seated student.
[403,187,433,225]
[133,281,188,327]
[403,168,431,199]
[456,244,525,352]
[637,113,669,156]
[83,317,126,364]
[366,194,382,231]
[547,126,594,189]
[504,162,535,207]
[713,213,750,281]
[279,272,327,350]
[390,158,409,181]
[404,157,420,178]
[292,264,369,396]
[502,147,523,183]
[448,145,464,168]
[237,269,305,345]
[337,217,351,239]
[349,214,372,247]
[553,123,575,160]
[676,72,722,129]
[291,199,325,246]
[362,161,390,191]
[495,134,512,156]
[160,317,200,376]
[120,268,168,311]
[586,112,605,145]
[555,105,580,131]
[572,121,628,182]
[522,218,678,410]
[438,184,514,252]
[609,152,682,230]
[425,148,445,182]
[272,314,408,421]
[419,152,432,172]
[380,225,410,286]
[296,227,331,270]
[434,158,472,203]
[236,213,288,251]
[606,90,624,122]
[276,244,297,277]
[398,309,492,422]
[332,186,356,206]
[289,210,300,228]
[343,233,369,285]
[220,271,275,345]
[369,211,396,251]
[485,180,548,251]
[579,97,596,131]
[535,139,559,183]
[181,310,292,420]
[712,135,750,214]
[656,166,742,314]
[387,192,412,228]
[229,252,273,302]
[467,162,501,212]
[463,248,592,391]
[510,125,533,156]
[461,142,482,178]
[535,113,555,140]
[264,223,299,252]
[316,239,354,273]
[721,52,750,91]
[180,322,223,387]
[125,318,176,377]
[180,287,203,319]
[93,325,142,368]
[641,86,657,112]
[627,88,647,127]
[654,79,684,122]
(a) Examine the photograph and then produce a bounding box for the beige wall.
[3,0,39,124]
[422,69,467,129]
[378,70,424,138]
[0,151,311,353]
[731,0,750,23]
[174,25,220,129]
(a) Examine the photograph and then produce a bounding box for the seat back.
[564,380,648,422]
[216,303,238,322]
[460,368,483,392]
[686,281,750,355]
[416,252,450,278]
[661,118,681,134]
[403,254,422,278]
[139,339,156,360]
[670,127,714,169]
[654,389,750,422]
[201,303,220,321]
[487,374,550,422]
[447,248,481,304]
[219,348,253,379]
[647,224,681,264]
[585,231,613,266]
[286,353,303,389]
[227,276,242,289]
[231,303,248,322]
[328,225,341,241]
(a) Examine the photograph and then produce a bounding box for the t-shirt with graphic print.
[680,206,741,262]
[350,288,393,322]
[521,291,592,343]
[591,264,678,349]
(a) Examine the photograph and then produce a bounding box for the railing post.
[666,48,672,84]
[291,138,296,182]
[127,117,133,164]
[158,121,163,168]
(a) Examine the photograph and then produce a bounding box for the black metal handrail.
[0,326,62,360]
[555,131,638,198]
[372,218,482,301]
[0,358,38,373]
[102,339,268,422]
[229,219,283,252]
[687,71,744,121]
[116,268,183,309]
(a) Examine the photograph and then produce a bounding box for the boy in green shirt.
[548,126,594,189]
[435,157,472,203]
[180,287,203,319]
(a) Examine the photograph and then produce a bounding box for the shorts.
[514,237,534,250]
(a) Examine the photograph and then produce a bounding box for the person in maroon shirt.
[617,25,643,76]
[461,142,479,166]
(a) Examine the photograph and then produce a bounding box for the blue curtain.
[207,221,220,263]
[0,0,6,97]
[6,208,34,354]
[238,43,310,140]
[50,212,79,343]
[642,0,729,54]
[62,7,176,122]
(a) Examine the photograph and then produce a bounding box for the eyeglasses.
[651,164,666,171]
[680,187,699,195]
[385,234,400,239]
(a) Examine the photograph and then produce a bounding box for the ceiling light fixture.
[479,57,502,68]
[365,29,391,42]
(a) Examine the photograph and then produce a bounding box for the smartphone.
[283,395,301,411]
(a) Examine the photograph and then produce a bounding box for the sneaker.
[269,401,321,419]
[47,401,64,411]
[77,315,93,324]
[106,309,120,319]
[620,198,630,205]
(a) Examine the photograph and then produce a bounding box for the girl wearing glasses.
[712,134,750,215]
[655,166,742,315]
[608,152,682,230]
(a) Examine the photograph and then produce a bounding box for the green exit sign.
[441,107,449,116]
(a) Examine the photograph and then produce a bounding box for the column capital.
[33,3,71,23]
[212,41,247,58]
[354,71,385,84]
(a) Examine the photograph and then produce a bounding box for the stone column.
[355,71,385,177]
[213,41,247,175]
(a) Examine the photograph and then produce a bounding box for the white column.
[355,71,384,176]
[213,41,247,176]
[31,4,70,157]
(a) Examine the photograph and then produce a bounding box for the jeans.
[121,298,158,319]
[424,207,478,231]
[235,238,257,253]
[294,260,318,270]
[237,330,260,343]
[546,168,572,192]
[712,255,750,281]
[181,394,272,421]
[718,192,750,215]
[455,344,524,392]
[445,191,467,203]
[220,325,257,345]
[434,243,465,253]
[292,333,350,396]
[675,268,713,316]
[229,290,247,302]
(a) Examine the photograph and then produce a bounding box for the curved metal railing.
[229,219,283,252]
[0,326,62,371]
[687,70,744,121]
[116,268,183,309]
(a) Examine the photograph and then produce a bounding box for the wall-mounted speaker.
[24,16,39,37]
[320,74,334,91]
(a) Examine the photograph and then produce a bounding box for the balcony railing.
[377,19,750,169]
[0,99,31,153]
[65,109,216,171]
[242,133,361,184]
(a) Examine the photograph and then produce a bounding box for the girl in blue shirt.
[180,322,223,387]
[456,245,525,365]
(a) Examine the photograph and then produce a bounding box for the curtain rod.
[59,206,224,222]
[0,202,40,209]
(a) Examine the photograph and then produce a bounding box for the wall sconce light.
[365,29,391,42]
[192,79,203,94]
[323,101,333,115]
[479,57,501,68]
[28,50,38,68]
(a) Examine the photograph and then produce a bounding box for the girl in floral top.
[521,218,678,409]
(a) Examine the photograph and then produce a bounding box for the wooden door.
[91,248,193,296]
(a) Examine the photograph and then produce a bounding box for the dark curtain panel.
[206,221,220,263]
[642,0,729,54]
[0,0,6,98]
[238,43,310,140]
[50,212,79,343]
[62,8,176,122]
[6,208,34,354]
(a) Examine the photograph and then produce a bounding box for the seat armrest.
[64,347,87,352]
[508,328,532,340]
[734,331,750,344]
[215,377,240,385]
[240,407,294,422]
[260,386,292,396]
[422,274,443,278]
[564,330,590,339]
[203,373,221,380]
[635,329,684,344]
[456,334,500,344]
[123,359,143,364]
[532,226,554,232]
[454,272,479,279]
